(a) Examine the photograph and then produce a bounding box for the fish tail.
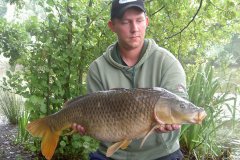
[26,117,61,160]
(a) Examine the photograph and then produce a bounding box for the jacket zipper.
[131,67,135,88]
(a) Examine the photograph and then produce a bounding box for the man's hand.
[72,123,86,135]
[155,124,181,133]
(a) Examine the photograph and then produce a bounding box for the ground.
[0,116,35,160]
[216,120,240,159]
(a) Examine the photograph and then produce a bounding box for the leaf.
[40,104,47,114]
[46,0,54,6]
[60,140,66,147]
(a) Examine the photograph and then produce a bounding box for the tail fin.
[26,117,61,160]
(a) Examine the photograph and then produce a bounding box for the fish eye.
[180,103,186,108]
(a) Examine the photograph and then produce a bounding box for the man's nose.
[131,21,139,32]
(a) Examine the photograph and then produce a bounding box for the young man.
[73,0,187,159]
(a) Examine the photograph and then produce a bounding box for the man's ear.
[145,16,149,28]
[108,20,116,32]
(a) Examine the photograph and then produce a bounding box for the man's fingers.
[155,124,181,133]
[77,125,85,134]
[155,124,168,133]
[72,123,77,130]
[72,123,85,135]
[165,124,173,131]
[172,124,181,130]
[164,124,181,131]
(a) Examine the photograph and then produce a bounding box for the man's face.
[108,8,149,50]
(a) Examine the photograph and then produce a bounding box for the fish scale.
[73,89,158,141]
[26,87,207,160]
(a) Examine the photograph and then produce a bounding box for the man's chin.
[128,40,142,47]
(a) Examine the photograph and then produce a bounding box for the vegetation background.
[0,0,239,159]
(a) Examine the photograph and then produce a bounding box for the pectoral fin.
[140,124,161,148]
[120,139,132,149]
[106,139,132,157]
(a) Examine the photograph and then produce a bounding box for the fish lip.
[193,111,207,124]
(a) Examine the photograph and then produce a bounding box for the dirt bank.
[0,116,35,159]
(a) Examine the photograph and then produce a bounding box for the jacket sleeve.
[86,62,104,93]
[161,58,188,99]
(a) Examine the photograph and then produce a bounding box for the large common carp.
[26,87,207,160]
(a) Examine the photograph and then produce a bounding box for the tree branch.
[165,0,203,39]
[149,5,165,17]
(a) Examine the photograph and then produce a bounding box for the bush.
[0,89,24,124]
[54,134,99,160]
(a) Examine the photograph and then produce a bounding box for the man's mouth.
[130,36,140,39]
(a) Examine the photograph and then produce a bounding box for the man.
[73,0,187,159]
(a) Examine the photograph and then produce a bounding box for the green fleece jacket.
[86,39,188,160]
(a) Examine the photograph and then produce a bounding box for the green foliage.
[0,89,24,124]
[145,0,240,62]
[54,134,99,160]
[180,63,238,159]
[1,1,110,158]
[1,0,113,119]
[208,34,240,66]
[3,0,25,8]
[0,18,30,65]
[0,1,8,17]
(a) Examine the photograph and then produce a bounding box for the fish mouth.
[193,111,207,124]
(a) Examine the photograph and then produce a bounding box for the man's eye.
[121,20,129,24]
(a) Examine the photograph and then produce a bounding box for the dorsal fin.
[63,95,86,108]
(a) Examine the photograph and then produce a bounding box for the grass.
[0,89,24,125]
[16,108,30,144]
[181,63,239,159]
